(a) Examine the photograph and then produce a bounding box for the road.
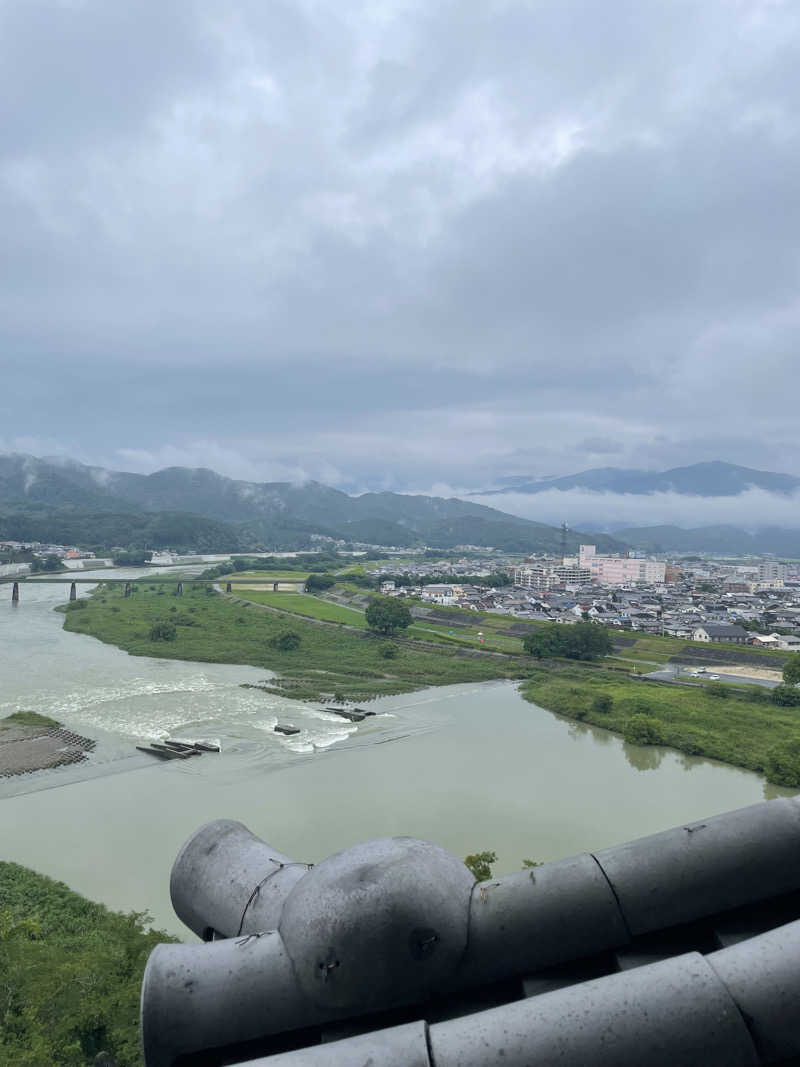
[644,666,779,689]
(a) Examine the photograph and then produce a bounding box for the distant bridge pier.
[273,582,279,592]
[69,582,77,601]
[11,582,19,603]
[124,583,131,598]
[176,582,183,596]
[225,582,232,593]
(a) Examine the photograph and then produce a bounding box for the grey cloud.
[471,487,800,532]
[1,1,800,488]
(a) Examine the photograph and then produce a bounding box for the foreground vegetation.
[0,862,175,1066]
[521,665,800,787]
[61,583,534,702]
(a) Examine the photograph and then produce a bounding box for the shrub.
[148,621,177,641]
[782,653,800,686]
[746,687,769,703]
[464,851,496,881]
[706,682,728,700]
[269,631,301,652]
[65,599,88,612]
[764,738,800,787]
[623,714,664,746]
[591,694,613,714]
[770,684,800,707]
[378,642,399,659]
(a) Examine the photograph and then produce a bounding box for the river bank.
[59,579,533,702]
[520,664,800,787]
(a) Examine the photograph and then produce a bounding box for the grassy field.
[237,590,371,626]
[521,664,800,786]
[60,583,534,703]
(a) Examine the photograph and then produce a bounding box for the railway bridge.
[0,576,305,602]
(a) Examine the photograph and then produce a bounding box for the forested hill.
[0,454,623,553]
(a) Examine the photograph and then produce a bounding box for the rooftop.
[141,798,800,1066]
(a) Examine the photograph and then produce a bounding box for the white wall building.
[759,562,788,582]
[579,545,666,585]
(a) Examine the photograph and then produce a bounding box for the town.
[368,543,800,650]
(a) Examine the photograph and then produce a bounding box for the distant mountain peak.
[478,461,800,497]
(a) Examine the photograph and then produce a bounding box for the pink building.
[579,545,666,585]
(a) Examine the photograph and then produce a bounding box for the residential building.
[691,624,749,644]
[759,562,788,582]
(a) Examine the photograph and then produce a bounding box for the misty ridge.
[3,452,800,555]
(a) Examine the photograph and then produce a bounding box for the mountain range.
[0,454,623,555]
[484,461,800,497]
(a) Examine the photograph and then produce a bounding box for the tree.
[706,682,728,700]
[365,596,412,635]
[782,653,800,686]
[770,684,800,707]
[623,714,664,745]
[112,550,153,566]
[523,622,613,661]
[464,851,496,881]
[305,573,336,592]
[33,554,64,573]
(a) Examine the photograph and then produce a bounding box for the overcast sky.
[2,0,799,493]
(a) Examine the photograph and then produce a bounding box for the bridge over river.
[0,576,305,602]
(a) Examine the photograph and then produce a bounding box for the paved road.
[644,667,778,689]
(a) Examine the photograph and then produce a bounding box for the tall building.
[759,562,787,582]
[579,545,666,585]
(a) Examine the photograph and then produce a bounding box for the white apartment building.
[513,562,591,591]
[759,562,788,582]
[579,545,666,585]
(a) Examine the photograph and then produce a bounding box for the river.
[0,567,793,936]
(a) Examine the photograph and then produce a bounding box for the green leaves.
[365,596,413,635]
[0,863,177,1066]
[523,621,613,661]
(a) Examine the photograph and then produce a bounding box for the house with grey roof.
[692,623,749,644]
